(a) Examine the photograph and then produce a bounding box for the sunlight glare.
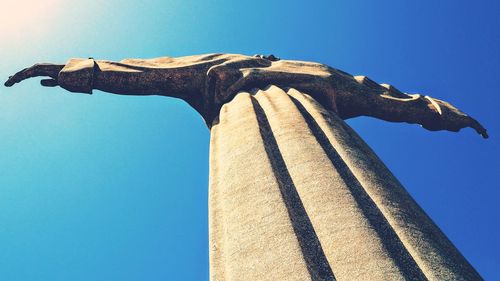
[0,0,61,41]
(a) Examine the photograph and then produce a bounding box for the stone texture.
[209,86,482,280]
[5,53,486,280]
[5,54,488,138]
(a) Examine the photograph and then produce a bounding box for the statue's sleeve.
[336,76,487,137]
[57,56,222,99]
[57,58,95,94]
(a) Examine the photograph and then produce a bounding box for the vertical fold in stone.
[250,94,335,281]
[254,86,425,280]
[288,89,482,280]
[208,86,481,281]
[208,93,312,281]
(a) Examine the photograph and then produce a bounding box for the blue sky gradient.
[1,0,499,280]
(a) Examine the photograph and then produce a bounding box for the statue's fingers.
[5,68,28,86]
[4,65,38,87]
[475,127,488,139]
[4,64,63,87]
[469,118,488,139]
[4,76,16,87]
[40,79,59,87]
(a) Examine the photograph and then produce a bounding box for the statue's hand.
[4,63,64,88]
[340,75,488,139]
[422,96,488,138]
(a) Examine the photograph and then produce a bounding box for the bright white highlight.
[0,0,61,40]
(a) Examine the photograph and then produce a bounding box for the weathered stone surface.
[4,54,487,138]
[5,54,486,280]
[209,92,312,281]
[209,86,482,280]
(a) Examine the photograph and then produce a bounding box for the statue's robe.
[56,54,482,280]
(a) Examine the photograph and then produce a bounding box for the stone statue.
[5,54,486,280]
[4,54,487,137]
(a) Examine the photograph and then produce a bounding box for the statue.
[4,54,487,137]
[5,54,486,280]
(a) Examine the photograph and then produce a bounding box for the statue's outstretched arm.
[335,75,488,138]
[4,54,237,116]
[4,56,226,95]
[4,54,488,138]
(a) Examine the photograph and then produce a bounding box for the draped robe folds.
[52,54,483,280]
[209,86,481,281]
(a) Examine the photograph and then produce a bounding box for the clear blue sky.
[1,0,499,280]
